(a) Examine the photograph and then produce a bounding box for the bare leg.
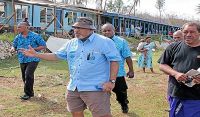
[72,111,84,117]
[143,67,145,73]
[150,68,154,73]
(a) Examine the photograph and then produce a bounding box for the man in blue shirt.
[102,23,134,113]
[20,17,121,117]
[11,22,46,100]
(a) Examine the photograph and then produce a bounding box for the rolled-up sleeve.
[36,35,46,46]
[122,40,132,58]
[103,39,121,61]
[54,42,69,60]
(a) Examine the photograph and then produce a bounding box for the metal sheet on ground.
[46,36,70,53]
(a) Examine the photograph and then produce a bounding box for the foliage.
[106,0,115,12]
[106,0,124,13]
[197,4,200,14]
[0,33,15,42]
[155,0,165,10]
[114,0,124,13]
[155,0,165,22]
[128,0,140,15]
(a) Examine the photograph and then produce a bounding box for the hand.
[102,82,115,92]
[174,72,187,82]
[193,75,200,84]
[19,45,37,57]
[10,47,16,52]
[127,71,134,78]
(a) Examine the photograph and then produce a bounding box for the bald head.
[173,30,183,42]
[101,23,115,38]
[18,22,29,27]
[17,22,29,34]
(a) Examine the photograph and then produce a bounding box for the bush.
[0,33,15,42]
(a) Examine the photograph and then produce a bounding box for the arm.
[159,64,187,82]
[126,57,134,78]
[138,48,147,52]
[34,34,47,51]
[110,61,119,81]
[20,45,58,61]
[33,45,46,51]
[103,61,119,92]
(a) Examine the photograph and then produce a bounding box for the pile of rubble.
[0,40,13,59]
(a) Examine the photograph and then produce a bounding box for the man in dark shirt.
[159,22,200,117]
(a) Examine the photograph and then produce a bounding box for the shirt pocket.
[86,51,103,64]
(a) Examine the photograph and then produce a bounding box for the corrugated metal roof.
[16,0,56,6]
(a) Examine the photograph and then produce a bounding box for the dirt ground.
[0,71,169,117]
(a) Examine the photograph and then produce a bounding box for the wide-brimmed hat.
[72,17,96,30]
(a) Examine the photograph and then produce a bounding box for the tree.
[105,0,124,13]
[128,0,140,16]
[197,4,200,14]
[155,0,165,23]
[106,0,115,12]
[96,0,104,10]
[114,0,124,13]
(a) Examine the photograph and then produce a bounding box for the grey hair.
[181,22,200,33]
[18,22,30,27]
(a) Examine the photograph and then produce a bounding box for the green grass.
[0,50,169,117]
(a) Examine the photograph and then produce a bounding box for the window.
[68,12,77,25]
[40,7,53,23]
[15,4,29,21]
[67,12,77,25]
[67,12,73,25]
[22,6,28,19]
[73,12,77,23]
[40,7,46,23]
[81,13,86,17]
[47,8,53,23]
[0,2,5,17]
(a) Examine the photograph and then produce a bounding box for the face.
[173,33,183,41]
[182,25,200,46]
[101,25,115,38]
[17,24,28,33]
[146,37,151,43]
[73,27,92,39]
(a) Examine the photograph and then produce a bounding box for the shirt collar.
[111,35,117,41]
[79,33,95,43]
[19,31,31,38]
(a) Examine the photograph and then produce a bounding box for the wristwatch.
[109,79,116,84]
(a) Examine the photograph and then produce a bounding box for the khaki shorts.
[66,90,111,117]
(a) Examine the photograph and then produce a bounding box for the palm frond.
[197,4,200,14]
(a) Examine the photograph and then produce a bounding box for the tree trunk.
[103,0,107,10]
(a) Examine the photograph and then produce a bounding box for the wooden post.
[61,9,64,35]
[0,12,16,31]
[97,13,101,33]
[54,6,57,36]
[12,0,17,34]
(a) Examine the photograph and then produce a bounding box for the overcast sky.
[132,0,200,20]
[56,0,200,20]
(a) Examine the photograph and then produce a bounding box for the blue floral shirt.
[112,35,132,77]
[55,33,121,91]
[13,31,46,63]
